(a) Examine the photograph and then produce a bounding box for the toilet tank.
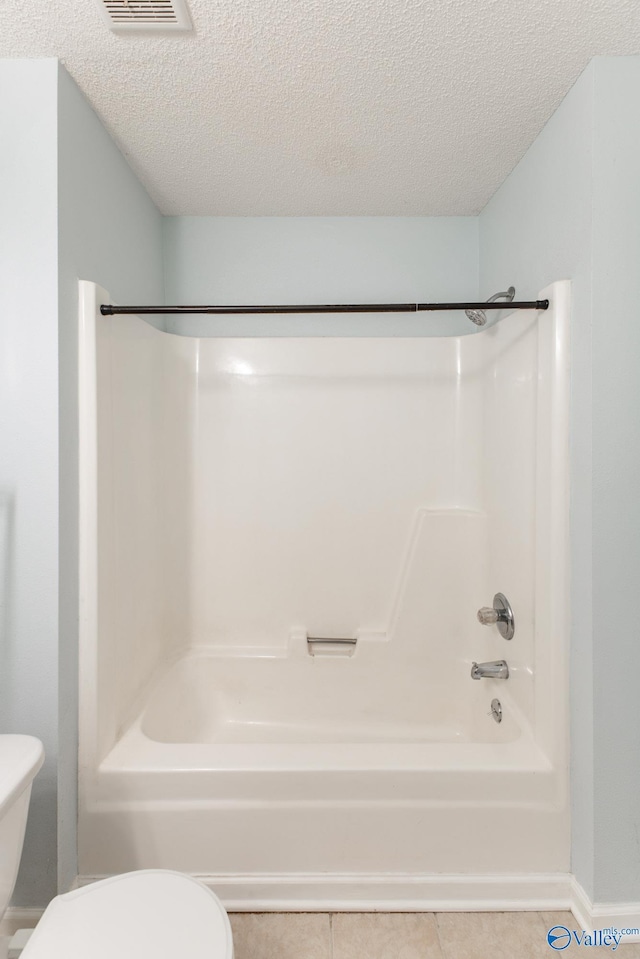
[0,736,44,920]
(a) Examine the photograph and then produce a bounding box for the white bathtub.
[78,280,570,909]
[83,646,567,907]
[140,650,522,745]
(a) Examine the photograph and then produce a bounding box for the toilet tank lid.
[21,870,233,959]
[0,736,44,816]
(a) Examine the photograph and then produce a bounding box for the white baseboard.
[0,909,43,937]
[570,877,640,942]
[79,871,574,912]
[11,874,640,946]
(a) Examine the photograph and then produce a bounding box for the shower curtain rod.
[99,299,549,316]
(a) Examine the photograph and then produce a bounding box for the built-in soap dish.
[290,628,386,657]
[306,634,357,657]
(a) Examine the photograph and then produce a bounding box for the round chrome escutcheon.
[494,592,515,640]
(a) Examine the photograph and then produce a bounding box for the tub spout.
[470,660,509,680]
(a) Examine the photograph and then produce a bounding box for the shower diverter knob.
[476,593,515,640]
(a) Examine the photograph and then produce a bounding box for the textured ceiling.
[1,0,640,215]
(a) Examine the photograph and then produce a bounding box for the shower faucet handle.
[477,607,499,625]
[476,593,515,640]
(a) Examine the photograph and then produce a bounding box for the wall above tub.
[162,216,479,338]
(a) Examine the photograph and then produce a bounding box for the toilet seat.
[21,870,233,959]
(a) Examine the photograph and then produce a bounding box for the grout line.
[536,910,553,936]
[434,914,449,959]
[329,912,334,959]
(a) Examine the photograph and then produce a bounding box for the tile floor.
[229,912,640,959]
[2,910,640,958]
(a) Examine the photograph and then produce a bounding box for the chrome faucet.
[470,660,509,680]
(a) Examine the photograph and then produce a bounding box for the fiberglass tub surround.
[78,280,570,908]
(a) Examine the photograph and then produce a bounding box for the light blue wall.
[0,59,164,907]
[57,64,164,895]
[163,216,478,336]
[590,58,640,902]
[481,56,640,902]
[0,59,60,906]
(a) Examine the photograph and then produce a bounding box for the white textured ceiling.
[2,0,640,215]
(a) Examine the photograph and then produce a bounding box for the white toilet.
[20,871,233,959]
[0,736,44,924]
[0,736,233,958]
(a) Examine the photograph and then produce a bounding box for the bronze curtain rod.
[100,300,549,316]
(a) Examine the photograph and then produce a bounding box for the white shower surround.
[78,280,570,910]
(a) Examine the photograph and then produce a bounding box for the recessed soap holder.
[307,635,357,657]
[291,628,386,658]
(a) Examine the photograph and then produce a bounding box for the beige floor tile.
[540,911,579,928]
[613,945,640,957]
[332,912,443,959]
[436,911,556,959]
[540,911,640,957]
[229,913,331,959]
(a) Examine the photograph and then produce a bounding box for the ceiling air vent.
[98,0,192,33]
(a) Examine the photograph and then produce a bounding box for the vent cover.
[98,0,192,32]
